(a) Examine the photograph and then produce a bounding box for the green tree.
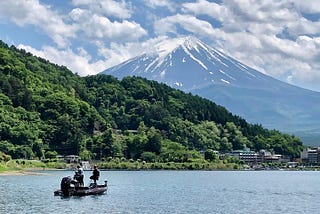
[204,149,218,162]
[145,127,162,154]
[141,151,157,162]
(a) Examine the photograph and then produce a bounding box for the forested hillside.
[0,40,303,162]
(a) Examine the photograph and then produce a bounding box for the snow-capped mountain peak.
[154,36,219,61]
[153,37,185,58]
[100,36,320,145]
[102,36,272,91]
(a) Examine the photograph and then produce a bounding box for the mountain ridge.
[104,36,303,91]
[101,36,320,145]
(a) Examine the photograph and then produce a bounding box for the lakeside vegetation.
[0,40,304,171]
[2,157,320,173]
[0,158,239,173]
[0,159,65,173]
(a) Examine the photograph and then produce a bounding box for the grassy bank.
[97,159,240,170]
[0,159,67,174]
[2,159,319,173]
[1,158,240,174]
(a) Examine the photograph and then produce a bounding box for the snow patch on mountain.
[182,45,208,70]
[221,79,230,84]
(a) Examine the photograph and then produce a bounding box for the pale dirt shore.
[0,169,54,176]
[0,171,31,176]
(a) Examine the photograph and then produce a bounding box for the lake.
[0,170,319,213]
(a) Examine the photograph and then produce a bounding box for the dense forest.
[0,40,304,164]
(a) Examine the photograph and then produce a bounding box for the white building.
[300,147,319,164]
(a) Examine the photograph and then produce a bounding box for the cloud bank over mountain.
[0,0,320,91]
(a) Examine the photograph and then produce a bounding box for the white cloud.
[69,8,86,21]
[182,0,230,22]
[294,0,320,14]
[143,0,176,11]
[69,8,147,42]
[0,0,75,48]
[223,0,298,23]
[17,44,107,76]
[71,0,132,19]
[286,17,320,37]
[96,36,171,68]
[154,14,219,37]
[96,42,140,68]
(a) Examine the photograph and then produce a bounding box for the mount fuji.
[101,36,320,145]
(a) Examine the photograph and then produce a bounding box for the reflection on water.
[0,170,320,214]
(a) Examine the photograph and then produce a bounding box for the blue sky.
[0,0,320,91]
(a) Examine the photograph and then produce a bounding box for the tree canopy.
[0,40,304,161]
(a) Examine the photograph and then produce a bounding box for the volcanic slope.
[101,36,320,145]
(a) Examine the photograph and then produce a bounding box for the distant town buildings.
[228,148,287,165]
[56,155,92,169]
[54,147,316,168]
[56,155,80,164]
[300,147,320,164]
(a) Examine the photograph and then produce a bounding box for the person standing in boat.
[74,165,84,186]
[90,165,100,184]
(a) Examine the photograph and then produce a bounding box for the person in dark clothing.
[74,165,84,187]
[90,165,100,184]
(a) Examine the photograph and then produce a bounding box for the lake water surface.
[0,170,319,213]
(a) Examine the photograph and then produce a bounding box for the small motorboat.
[54,176,107,196]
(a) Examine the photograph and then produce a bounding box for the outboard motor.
[60,176,72,196]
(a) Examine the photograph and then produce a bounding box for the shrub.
[45,151,58,159]
[140,152,157,163]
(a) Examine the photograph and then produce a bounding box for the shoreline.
[0,170,47,176]
[0,160,316,175]
[0,168,67,176]
[0,167,313,176]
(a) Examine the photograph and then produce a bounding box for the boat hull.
[54,184,107,196]
[54,176,108,197]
